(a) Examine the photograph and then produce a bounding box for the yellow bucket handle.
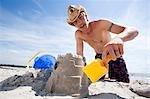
[26,51,45,69]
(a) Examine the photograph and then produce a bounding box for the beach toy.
[82,55,112,83]
[33,54,56,69]
[27,51,56,69]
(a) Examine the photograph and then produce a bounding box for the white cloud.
[32,0,47,14]
[31,9,42,15]
[0,9,76,65]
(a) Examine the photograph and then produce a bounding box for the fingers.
[113,44,121,58]
[102,44,124,63]
[108,46,116,60]
[103,44,116,62]
[102,45,115,66]
[102,49,107,65]
[118,44,124,55]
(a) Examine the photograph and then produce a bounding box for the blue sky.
[0,0,150,74]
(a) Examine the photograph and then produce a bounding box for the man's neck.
[80,22,91,34]
[85,22,92,34]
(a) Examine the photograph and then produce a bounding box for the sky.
[0,0,150,74]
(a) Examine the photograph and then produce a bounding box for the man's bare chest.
[82,30,109,43]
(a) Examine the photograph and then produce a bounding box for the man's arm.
[100,19,139,64]
[109,23,138,42]
[101,19,138,42]
[75,30,84,56]
[75,31,87,65]
[117,27,139,42]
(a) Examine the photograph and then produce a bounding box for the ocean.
[129,73,150,82]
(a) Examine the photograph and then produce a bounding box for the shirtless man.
[67,5,138,83]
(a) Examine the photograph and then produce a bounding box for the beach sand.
[0,66,150,99]
[0,53,150,99]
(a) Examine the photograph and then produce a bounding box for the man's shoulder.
[90,18,113,29]
[90,18,112,24]
[75,30,82,38]
[75,30,82,34]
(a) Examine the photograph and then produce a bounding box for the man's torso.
[77,20,112,54]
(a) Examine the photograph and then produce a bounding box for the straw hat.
[67,5,86,25]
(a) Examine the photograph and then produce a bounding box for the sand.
[0,67,150,99]
[0,53,150,99]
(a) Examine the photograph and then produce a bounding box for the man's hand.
[75,54,83,59]
[102,37,124,65]
[75,54,86,66]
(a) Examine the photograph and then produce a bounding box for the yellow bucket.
[82,55,112,83]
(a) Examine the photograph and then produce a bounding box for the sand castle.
[45,53,89,96]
